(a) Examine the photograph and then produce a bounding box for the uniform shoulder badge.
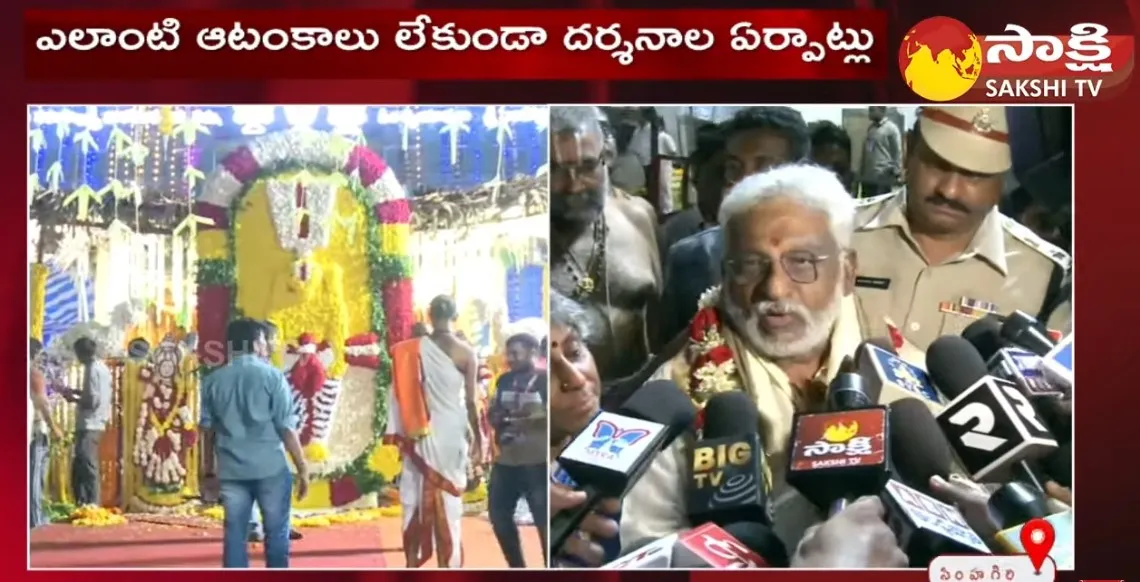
[1000,215,1071,270]
[854,190,901,229]
[854,191,897,208]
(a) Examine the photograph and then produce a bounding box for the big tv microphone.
[551,379,697,556]
[603,521,787,568]
[856,337,945,414]
[927,337,1058,484]
[687,391,772,528]
[881,399,991,565]
[786,371,890,515]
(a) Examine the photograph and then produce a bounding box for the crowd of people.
[547,104,1073,567]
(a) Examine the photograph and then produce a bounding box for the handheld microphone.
[927,337,1058,483]
[856,338,944,414]
[552,379,697,556]
[786,372,890,514]
[603,522,784,568]
[1001,311,1056,357]
[965,317,1065,399]
[687,391,771,528]
[986,481,1049,530]
[1039,333,1072,391]
[879,399,990,565]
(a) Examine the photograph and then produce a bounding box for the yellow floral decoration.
[303,441,329,463]
[69,505,127,527]
[197,230,227,260]
[30,263,48,341]
[233,172,371,381]
[380,224,410,257]
[368,444,402,482]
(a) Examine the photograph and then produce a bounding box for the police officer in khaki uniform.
[851,106,1071,351]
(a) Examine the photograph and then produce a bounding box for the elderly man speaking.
[619,163,865,553]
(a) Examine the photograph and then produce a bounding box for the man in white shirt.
[626,107,679,214]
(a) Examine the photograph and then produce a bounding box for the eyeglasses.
[725,250,833,285]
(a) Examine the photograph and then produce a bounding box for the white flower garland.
[265,178,337,257]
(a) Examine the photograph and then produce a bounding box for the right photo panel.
[548,105,1073,569]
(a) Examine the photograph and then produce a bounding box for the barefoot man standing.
[385,295,484,568]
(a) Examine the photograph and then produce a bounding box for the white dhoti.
[385,337,468,568]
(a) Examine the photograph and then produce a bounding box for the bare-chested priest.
[549,106,663,382]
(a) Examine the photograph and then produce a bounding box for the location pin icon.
[1020,517,1056,573]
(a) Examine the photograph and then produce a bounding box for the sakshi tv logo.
[898,16,1134,101]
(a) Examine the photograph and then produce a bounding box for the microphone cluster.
[551,310,1073,569]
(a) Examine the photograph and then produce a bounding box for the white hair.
[717,163,857,247]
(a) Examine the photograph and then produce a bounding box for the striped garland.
[195,129,413,493]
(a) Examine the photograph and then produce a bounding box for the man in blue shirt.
[200,318,309,568]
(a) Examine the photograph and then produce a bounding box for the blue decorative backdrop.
[42,265,94,347]
[29,105,548,197]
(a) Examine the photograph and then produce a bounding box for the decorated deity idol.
[132,337,198,502]
[282,333,338,462]
[196,129,414,509]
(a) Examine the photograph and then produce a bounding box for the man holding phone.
[486,332,549,568]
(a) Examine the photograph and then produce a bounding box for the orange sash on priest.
[384,337,468,568]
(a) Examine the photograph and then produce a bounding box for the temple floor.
[29,514,544,568]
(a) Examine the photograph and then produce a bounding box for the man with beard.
[549,106,662,382]
[657,106,809,346]
[486,332,548,568]
[620,163,867,552]
[851,106,1071,350]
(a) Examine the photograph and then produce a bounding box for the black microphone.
[786,372,890,515]
[687,391,772,528]
[1000,310,1056,356]
[721,522,789,568]
[927,337,1058,485]
[551,379,697,556]
[880,399,992,565]
[986,481,1049,530]
[988,480,1074,568]
[603,521,785,568]
[965,317,1067,400]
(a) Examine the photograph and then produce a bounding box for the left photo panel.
[28,105,550,569]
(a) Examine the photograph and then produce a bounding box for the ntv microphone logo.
[898,16,1133,101]
[585,420,650,461]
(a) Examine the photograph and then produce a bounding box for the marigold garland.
[30,263,49,341]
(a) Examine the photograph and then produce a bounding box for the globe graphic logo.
[898,17,984,102]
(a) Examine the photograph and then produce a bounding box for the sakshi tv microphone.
[552,379,697,556]
[687,391,772,528]
[880,399,991,566]
[786,372,890,515]
[856,338,945,414]
[603,522,784,569]
[927,337,1058,484]
[1001,311,1056,357]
